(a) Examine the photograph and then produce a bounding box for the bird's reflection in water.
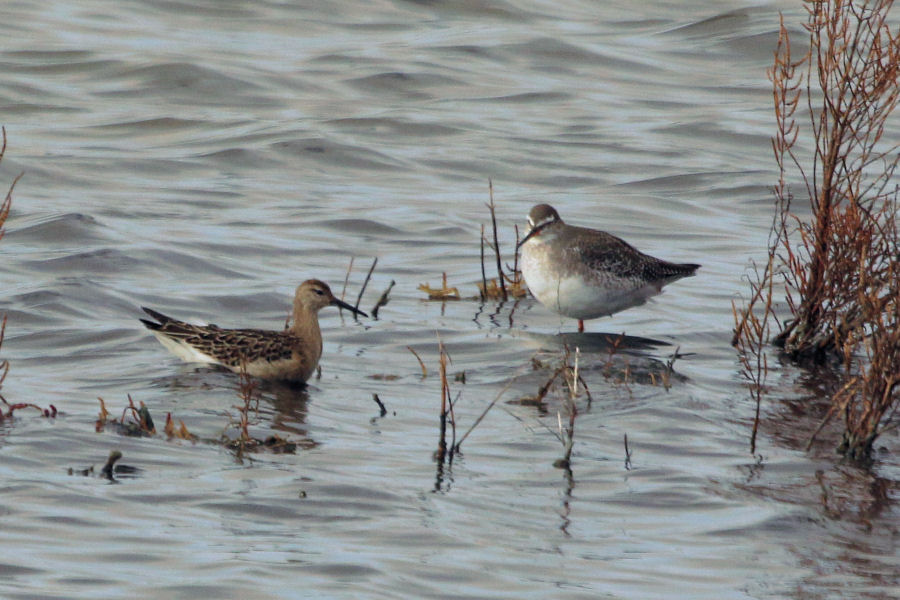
[513,329,691,400]
[259,380,318,450]
[156,368,320,450]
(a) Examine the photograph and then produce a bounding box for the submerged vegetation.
[96,395,159,437]
[734,0,900,460]
[95,394,195,441]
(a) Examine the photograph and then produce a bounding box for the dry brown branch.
[221,363,296,455]
[235,363,259,444]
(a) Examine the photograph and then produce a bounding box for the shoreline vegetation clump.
[734,0,900,461]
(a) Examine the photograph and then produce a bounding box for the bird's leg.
[578,319,584,333]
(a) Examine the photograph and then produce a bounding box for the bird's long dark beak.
[332,297,369,318]
[517,226,539,250]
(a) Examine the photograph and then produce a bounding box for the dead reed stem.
[732,255,776,455]
[555,347,581,469]
[341,256,355,304]
[407,346,428,378]
[327,256,356,324]
[454,369,523,451]
[435,340,454,463]
[354,257,377,315]
[487,179,508,301]
[480,223,488,301]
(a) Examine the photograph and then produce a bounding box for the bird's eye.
[314,288,324,295]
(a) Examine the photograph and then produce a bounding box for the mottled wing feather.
[150,315,299,366]
[568,229,648,281]
[569,228,698,284]
[182,328,299,366]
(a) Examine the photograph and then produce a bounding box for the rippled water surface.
[1,1,898,598]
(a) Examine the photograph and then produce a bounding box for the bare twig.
[455,372,522,451]
[487,179,507,300]
[354,257,377,316]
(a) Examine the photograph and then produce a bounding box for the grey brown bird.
[518,204,699,332]
[140,279,366,384]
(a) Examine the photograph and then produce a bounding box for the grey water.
[0,1,897,598]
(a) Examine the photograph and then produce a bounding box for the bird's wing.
[177,327,300,367]
[569,230,650,280]
[570,230,698,283]
[141,307,299,367]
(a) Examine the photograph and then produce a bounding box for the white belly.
[522,248,659,320]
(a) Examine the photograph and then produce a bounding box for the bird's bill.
[332,297,369,318]
[517,227,539,249]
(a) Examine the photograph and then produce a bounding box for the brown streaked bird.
[518,204,699,332]
[140,279,366,384]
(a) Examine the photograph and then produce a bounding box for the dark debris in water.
[223,433,297,455]
[68,450,142,483]
[95,393,300,455]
